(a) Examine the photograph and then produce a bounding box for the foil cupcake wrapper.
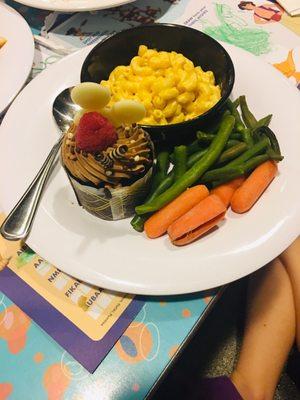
[67,167,153,221]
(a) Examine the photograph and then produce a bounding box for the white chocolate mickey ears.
[71,82,111,110]
[112,100,146,124]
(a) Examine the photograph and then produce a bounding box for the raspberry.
[75,112,117,153]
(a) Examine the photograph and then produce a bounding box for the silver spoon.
[0,87,79,241]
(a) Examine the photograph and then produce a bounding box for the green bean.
[266,148,284,161]
[135,115,235,215]
[212,174,242,188]
[173,146,187,180]
[239,95,257,128]
[252,126,281,155]
[225,140,241,149]
[210,110,231,134]
[131,151,169,231]
[151,172,175,198]
[187,149,208,168]
[151,151,170,189]
[241,128,253,146]
[170,140,202,162]
[223,109,231,118]
[217,142,248,165]
[253,114,272,129]
[242,154,270,173]
[226,137,270,167]
[230,132,244,140]
[197,131,242,144]
[212,154,271,188]
[130,172,175,232]
[232,98,240,108]
[201,166,244,183]
[226,98,245,132]
[187,139,202,155]
[130,214,149,232]
[196,131,215,144]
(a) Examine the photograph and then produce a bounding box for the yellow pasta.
[101,45,221,125]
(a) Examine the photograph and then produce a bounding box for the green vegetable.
[232,98,240,108]
[131,151,170,232]
[217,142,248,165]
[151,151,169,189]
[170,140,201,162]
[225,140,241,149]
[252,126,281,155]
[187,149,208,168]
[211,154,270,188]
[196,131,215,144]
[266,148,284,161]
[135,114,235,215]
[187,139,202,155]
[241,128,253,146]
[201,165,244,183]
[197,130,243,143]
[239,95,257,128]
[173,146,187,181]
[242,154,270,173]
[230,132,244,140]
[253,114,272,129]
[209,109,231,134]
[211,175,241,188]
[130,172,175,232]
[130,214,149,232]
[226,98,245,132]
[227,137,270,167]
[197,130,242,143]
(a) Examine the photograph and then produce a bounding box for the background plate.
[11,0,135,13]
[0,3,34,115]
[0,44,300,295]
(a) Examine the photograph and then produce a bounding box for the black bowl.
[81,23,235,146]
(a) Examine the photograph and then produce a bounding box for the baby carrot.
[171,213,226,246]
[211,177,245,208]
[168,194,226,245]
[231,161,278,213]
[144,185,209,239]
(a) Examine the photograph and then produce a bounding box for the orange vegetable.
[231,161,278,213]
[168,194,226,246]
[144,185,209,239]
[211,177,245,208]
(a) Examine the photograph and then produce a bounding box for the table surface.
[0,0,299,399]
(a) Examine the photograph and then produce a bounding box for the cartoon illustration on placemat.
[43,363,71,400]
[238,0,300,36]
[31,54,62,78]
[273,49,300,89]
[14,245,36,269]
[103,5,163,26]
[65,19,97,41]
[200,3,272,55]
[0,305,31,354]
[0,382,13,400]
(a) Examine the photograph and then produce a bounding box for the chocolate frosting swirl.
[61,124,153,188]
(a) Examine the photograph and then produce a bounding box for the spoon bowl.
[53,86,78,133]
[0,86,77,241]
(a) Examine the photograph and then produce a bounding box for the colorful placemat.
[0,0,299,398]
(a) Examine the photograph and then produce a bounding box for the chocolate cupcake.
[61,112,153,220]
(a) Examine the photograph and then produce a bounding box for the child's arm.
[280,237,300,350]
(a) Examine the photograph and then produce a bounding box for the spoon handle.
[1,136,64,241]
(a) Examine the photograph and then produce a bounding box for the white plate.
[0,3,34,115]
[1,44,300,295]
[12,0,135,13]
